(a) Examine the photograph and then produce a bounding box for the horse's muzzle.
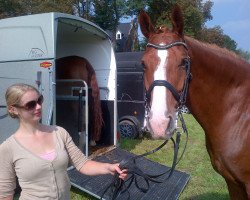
[148,115,175,139]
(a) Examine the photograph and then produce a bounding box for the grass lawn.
[71,114,229,200]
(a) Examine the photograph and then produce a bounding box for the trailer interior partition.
[55,15,118,157]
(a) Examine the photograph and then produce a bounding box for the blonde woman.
[0,83,127,200]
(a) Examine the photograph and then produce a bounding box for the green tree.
[91,0,123,46]
[0,0,24,18]
[123,0,148,16]
[223,34,237,52]
[236,49,250,61]
[75,0,94,20]
[30,0,74,14]
[145,0,213,38]
[92,0,116,31]
[0,0,75,19]
[200,26,228,47]
[199,26,237,52]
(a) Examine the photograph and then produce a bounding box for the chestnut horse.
[139,5,250,200]
[56,56,103,143]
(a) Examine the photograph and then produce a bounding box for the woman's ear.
[8,105,18,117]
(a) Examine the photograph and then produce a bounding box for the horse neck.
[185,37,250,135]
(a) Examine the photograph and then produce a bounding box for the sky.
[205,0,250,52]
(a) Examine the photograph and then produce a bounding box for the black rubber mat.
[68,147,190,200]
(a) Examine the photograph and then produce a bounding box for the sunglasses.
[15,95,44,111]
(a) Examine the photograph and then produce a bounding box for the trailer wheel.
[119,116,140,139]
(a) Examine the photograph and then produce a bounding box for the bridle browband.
[101,41,191,200]
[146,41,188,50]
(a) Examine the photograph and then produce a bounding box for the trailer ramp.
[68,147,190,200]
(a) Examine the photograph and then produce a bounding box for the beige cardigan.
[0,126,88,200]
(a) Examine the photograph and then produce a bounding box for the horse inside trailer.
[55,15,118,158]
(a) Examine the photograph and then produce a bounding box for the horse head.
[139,5,190,139]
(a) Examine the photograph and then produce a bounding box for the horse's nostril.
[167,116,173,130]
[164,111,171,118]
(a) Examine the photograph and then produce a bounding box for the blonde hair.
[5,83,39,118]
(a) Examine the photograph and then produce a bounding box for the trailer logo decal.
[40,62,52,68]
[29,48,45,58]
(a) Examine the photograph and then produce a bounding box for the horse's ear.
[171,4,184,37]
[139,10,155,39]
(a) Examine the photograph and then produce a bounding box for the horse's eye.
[179,59,187,69]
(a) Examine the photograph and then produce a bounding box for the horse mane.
[154,25,246,64]
[182,36,250,89]
[185,36,250,67]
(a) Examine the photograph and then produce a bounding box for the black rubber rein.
[100,139,169,200]
[100,129,186,200]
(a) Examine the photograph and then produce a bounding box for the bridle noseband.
[145,41,192,110]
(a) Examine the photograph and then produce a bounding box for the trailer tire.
[119,116,140,139]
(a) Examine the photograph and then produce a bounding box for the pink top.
[39,150,56,161]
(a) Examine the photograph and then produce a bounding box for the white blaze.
[151,49,168,118]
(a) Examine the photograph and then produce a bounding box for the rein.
[101,41,191,200]
[100,111,188,200]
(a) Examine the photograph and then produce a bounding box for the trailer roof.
[0,12,110,62]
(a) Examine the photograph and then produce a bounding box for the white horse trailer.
[0,13,190,199]
[0,12,118,151]
[0,11,119,196]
